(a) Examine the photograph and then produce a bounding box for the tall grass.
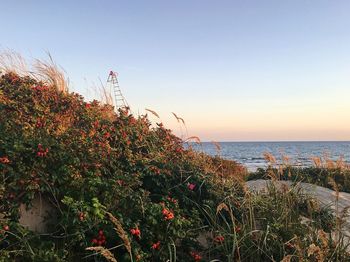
[0,50,68,94]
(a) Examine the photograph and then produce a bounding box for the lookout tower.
[106,71,129,110]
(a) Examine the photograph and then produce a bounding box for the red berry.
[3,225,9,231]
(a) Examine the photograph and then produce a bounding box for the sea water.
[194,141,350,171]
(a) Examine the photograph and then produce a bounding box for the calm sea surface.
[193,141,350,171]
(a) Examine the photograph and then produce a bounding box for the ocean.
[194,141,350,171]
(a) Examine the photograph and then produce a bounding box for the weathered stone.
[19,195,56,234]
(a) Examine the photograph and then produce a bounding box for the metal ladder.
[106,71,129,110]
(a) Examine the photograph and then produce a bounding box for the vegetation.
[249,154,350,193]
[0,61,349,261]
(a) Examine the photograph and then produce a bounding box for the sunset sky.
[2,1,350,141]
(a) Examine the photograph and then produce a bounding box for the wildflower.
[130,228,141,238]
[214,235,225,243]
[0,156,10,164]
[166,212,174,220]
[162,208,175,220]
[188,183,196,191]
[151,241,161,250]
[3,225,9,231]
[190,251,202,261]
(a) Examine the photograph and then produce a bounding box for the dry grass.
[86,247,118,262]
[0,50,28,75]
[34,54,68,94]
[98,77,114,106]
[106,212,132,260]
[172,112,185,125]
[171,111,188,139]
[0,50,69,94]
[263,152,276,165]
[211,141,222,153]
[145,108,160,118]
[312,155,350,170]
[185,136,201,144]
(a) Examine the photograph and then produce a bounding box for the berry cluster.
[91,230,106,246]
[37,144,49,157]
[151,241,161,250]
[0,156,10,164]
[32,84,48,91]
[214,235,225,243]
[187,183,196,191]
[35,119,45,128]
[0,225,10,236]
[130,227,141,238]
[190,251,202,261]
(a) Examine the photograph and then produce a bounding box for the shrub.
[0,72,244,261]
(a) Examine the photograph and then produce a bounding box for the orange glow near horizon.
[155,94,350,141]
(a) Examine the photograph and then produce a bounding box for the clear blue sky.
[2,1,350,141]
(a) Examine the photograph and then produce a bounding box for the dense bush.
[0,72,245,261]
[0,72,349,261]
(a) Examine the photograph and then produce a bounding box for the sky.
[1,0,350,141]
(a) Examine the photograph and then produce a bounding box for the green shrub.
[0,72,243,261]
